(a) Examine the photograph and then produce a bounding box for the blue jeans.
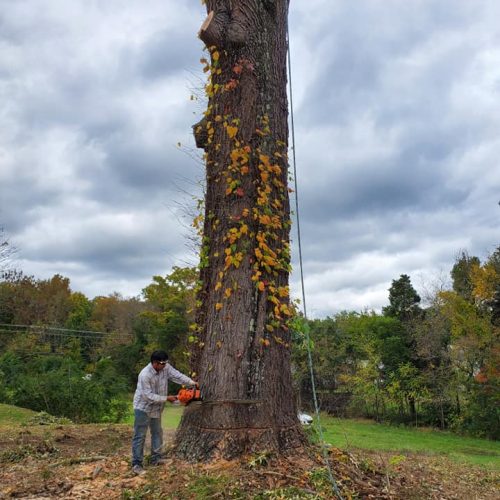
[131,409,163,466]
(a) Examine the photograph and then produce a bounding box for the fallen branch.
[254,470,302,482]
[49,455,107,468]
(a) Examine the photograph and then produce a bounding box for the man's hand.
[167,395,178,403]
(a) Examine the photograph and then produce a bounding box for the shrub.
[0,353,129,423]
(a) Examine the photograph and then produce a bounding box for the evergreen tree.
[383,274,421,322]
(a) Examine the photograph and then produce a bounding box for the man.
[132,350,196,475]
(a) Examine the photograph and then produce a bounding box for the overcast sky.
[1,0,499,317]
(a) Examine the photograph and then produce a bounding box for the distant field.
[320,416,500,468]
[159,408,499,468]
[0,403,36,425]
[159,409,499,469]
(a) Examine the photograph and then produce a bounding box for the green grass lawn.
[143,406,500,469]
[0,403,36,426]
[123,403,184,428]
[319,416,500,468]
[162,404,184,428]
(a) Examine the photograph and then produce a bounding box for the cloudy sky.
[1,0,499,317]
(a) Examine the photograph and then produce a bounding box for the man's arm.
[165,364,196,387]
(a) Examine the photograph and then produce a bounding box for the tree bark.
[174,0,305,461]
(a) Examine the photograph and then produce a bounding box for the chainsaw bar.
[190,399,263,406]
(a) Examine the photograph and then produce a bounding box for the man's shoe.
[151,458,171,466]
[132,465,146,475]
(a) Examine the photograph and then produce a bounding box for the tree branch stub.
[199,10,228,48]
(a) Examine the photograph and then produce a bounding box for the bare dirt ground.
[0,423,498,499]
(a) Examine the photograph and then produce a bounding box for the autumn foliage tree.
[174,0,305,460]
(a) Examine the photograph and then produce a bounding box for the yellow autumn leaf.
[224,287,232,298]
[258,281,265,292]
[212,51,220,61]
[215,303,223,310]
[240,224,248,234]
[226,126,238,139]
[251,271,261,281]
[215,281,222,291]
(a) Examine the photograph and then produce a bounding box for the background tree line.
[294,248,499,439]
[0,264,197,423]
[0,244,498,438]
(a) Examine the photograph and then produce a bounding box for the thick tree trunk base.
[174,403,307,461]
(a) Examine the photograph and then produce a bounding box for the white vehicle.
[298,412,313,425]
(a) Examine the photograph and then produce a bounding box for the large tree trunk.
[174,0,305,461]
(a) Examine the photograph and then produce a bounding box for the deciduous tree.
[174,0,304,460]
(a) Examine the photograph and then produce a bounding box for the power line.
[0,323,132,340]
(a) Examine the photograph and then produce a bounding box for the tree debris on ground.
[0,425,497,499]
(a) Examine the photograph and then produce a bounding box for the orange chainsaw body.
[177,386,201,405]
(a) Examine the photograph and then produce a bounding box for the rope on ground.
[286,26,345,500]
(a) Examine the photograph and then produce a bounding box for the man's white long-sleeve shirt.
[133,362,195,417]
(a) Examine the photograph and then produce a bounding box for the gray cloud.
[1,0,499,315]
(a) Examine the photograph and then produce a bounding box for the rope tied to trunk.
[286,23,345,500]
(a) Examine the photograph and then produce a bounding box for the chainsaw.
[176,385,202,405]
[176,385,262,406]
